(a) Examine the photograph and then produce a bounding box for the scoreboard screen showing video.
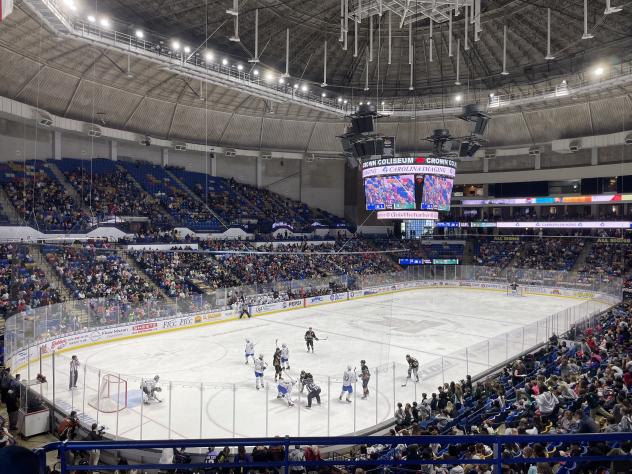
[362,155,457,215]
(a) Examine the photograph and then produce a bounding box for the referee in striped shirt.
[69,355,80,390]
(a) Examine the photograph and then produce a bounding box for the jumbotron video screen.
[362,155,457,215]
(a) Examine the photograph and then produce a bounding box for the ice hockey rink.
[28,287,605,439]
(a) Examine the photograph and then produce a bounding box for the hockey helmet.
[360,359,366,365]
[154,375,160,381]
[245,338,250,343]
[282,343,287,348]
[259,353,264,359]
[406,354,411,359]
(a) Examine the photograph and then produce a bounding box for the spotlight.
[100,17,110,28]
[265,71,273,82]
[489,92,495,97]
[343,99,348,104]
[337,97,343,103]
[593,66,604,76]
[293,84,299,89]
[455,94,463,102]
[301,84,308,92]
[237,64,243,71]
[366,101,371,105]
[172,40,181,51]
[135,30,144,39]
[253,69,259,76]
[183,46,191,54]
[279,77,285,84]
[221,58,228,66]
[205,51,214,62]
[321,93,326,98]
[63,0,77,11]
[87,15,96,23]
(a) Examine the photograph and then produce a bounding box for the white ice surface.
[29,288,599,439]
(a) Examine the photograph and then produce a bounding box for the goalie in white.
[276,379,295,407]
[141,375,162,404]
[338,365,357,403]
[244,338,255,365]
[254,354,267,390]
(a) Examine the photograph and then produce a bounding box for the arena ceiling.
[0,1,631,153]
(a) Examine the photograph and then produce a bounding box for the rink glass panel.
[6,266,621,439]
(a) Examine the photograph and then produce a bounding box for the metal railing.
[37,433,632,473]
[28,0,632,117]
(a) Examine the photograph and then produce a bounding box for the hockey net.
[88,374,128,413]
[506,285,525,297]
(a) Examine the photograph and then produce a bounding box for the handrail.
[37,433,632,473]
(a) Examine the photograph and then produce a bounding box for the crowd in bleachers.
[514,239,585,272]
[0,244,61,319]
[578,242,632,282]
[3,173,89,231]
[59,159,167,223]
[475,240,521,268]
[132,250,240,297]
[44,246,160,304]
[378,301,632,473]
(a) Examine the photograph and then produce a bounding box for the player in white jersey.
[141,375,162,404]
[244,339,255,364]
[276,379,295,407]
[254,354,267,390]
[338,365,357,403]
[280,343,290,370]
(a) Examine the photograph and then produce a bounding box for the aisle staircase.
[30,244,72,302]
[0,187,21,224]
[120,250,170,299]
[116,163,176,226]
[164,169,228,230]
[46,161,85,207]
[572,240,592,272]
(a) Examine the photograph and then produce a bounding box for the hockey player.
[276,379,295,407]
[359,360,371,400]
[141,375,162,404]
[338,365,357,403]
[273,348,283,382]
[254,354,267,390]
[304,327,319,353]
[305,379,321,408]
[244,339,255,365]
[280,343,290,370]
[299,370,313,393]
[406,354,420,382]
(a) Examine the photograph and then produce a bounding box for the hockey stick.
[318,337,329,341]
[401,376,410,387]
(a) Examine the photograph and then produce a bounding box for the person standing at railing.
[69,355,80,390]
